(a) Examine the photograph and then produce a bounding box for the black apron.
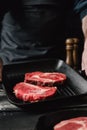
[0,0,71,64]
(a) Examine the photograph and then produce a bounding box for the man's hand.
[82,40,87,75]
[81,15,87,75]
[0,58,3,82]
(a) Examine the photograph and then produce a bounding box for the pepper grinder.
[72,38,79,70]
[65,38,74,68]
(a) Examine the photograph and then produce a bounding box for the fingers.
[81,50,87,76]
[0,72,2,82]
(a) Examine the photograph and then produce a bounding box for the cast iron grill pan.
[35,108,87,130]
[2,59,87,110]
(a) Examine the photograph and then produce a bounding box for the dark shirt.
[74,0,87,19]
[0,0,80,64]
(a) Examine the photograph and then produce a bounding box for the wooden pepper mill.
[65,38,74,68]
[65,38,79,69]
[72,38,79,70]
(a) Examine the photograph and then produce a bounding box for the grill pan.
[35,108,87,130]
[2,58,87,111]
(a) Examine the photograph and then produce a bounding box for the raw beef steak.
[53,117,87,130]
[13,82,57,102]
[24,71,66,86]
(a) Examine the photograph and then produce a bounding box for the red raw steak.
[24,71,66,86]
[13,82,57,102]
[53,117,87,130]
